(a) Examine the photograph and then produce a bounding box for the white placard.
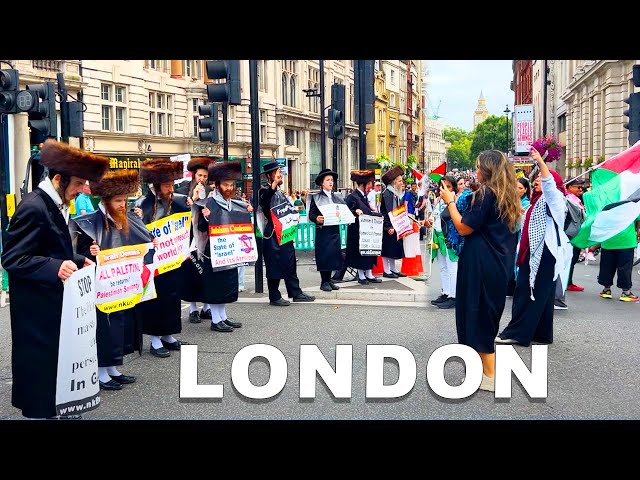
[318,203,356,226]
[358,214,384,256]
[56,266,100,416]
[515,104,534,155]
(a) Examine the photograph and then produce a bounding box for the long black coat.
[1,188,87,418]
[258,186,297,280]
[344,189,380,270]
[308,192,344,272]
[379,188,405,259]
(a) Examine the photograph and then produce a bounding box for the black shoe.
[292,292,315,302]
[161,339,181,351]
[189,311,201,323]
[270,298,291,306]
[99,379,123,391]
[200,309,212,320]
[391,271,407,277]
[383,272,399,278]
[431,294,449,305]
[110,374,136,385]
[223,318,243,328]
[365,276,382,283]
[320,282,333,292]
[150,345,171,358]
[211,321,234,332]
[329,281,340,290]
[357,278,369,285]
[436,298,456,309]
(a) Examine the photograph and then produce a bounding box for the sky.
[425,60,514,132]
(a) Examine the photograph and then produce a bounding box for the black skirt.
[140,267,183,337]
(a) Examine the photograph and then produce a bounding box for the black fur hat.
[39,139,109,182]
[140,158,184,184]
[90,169,140,198]
[381,165,404,185]
[187,157,213,173]
[350,169,375,185]
[208,161,242,184]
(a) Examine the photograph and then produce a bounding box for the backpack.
[564,197,585,239]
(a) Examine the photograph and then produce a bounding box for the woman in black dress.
[439,150,521,392]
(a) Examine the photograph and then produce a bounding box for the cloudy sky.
[425,60,514,132]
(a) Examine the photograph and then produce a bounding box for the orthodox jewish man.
[192,161,248,332]
[344,169,383,285]
[379,165,406,278]
[1,139,109,419]
[71,169,158,390]
[257,161,315,306]
[308,168,346,291]
[134,158,190,358]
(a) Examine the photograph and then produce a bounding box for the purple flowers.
[531,136,563,162]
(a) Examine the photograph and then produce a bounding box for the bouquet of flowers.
[531,135,563,162]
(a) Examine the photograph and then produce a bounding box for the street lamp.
[503,105,511,155]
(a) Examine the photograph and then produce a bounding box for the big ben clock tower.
[473,91,489,128]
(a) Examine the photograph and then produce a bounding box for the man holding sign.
[1,139,109,419]
[379,165,407,278]
[71,169,158,390]
[258,162,315,306]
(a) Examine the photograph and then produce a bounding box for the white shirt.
[39,176,70,224]
[323,189,334,204]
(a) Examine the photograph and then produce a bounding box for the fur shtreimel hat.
[140,158,184,184]
[208,161,242,184]
[381,165,404,186]
[39,139,109,182]
[350,169,375,185]
[90,169,140,198]
[187,157,213,173]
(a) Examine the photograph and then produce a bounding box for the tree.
[447,137,473,170]
[443,126,469,145]
[470,115,511,160]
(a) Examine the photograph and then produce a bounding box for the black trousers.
[267,275,303,302]
[567,246,582,285]
[598,247,635,290]
[320,271,332,283]
[501,247,555,347]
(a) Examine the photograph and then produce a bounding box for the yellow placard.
[6,194,15,218]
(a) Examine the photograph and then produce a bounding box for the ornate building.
[473,91,489,128]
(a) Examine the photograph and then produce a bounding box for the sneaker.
[567,284,584,292]
[620,291,639,302]
[479,374,495,392]
[431,294,448,306]
[238,286,246,292]
[599,288,612,299]
[553,299,568,310]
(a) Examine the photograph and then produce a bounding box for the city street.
[1,245,639,420]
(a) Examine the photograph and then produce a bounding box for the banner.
[146,212,192,274]
[209,203,259,271]
[95,243,156,313]
[515,104,534,155]
[270,201,300,245]
[56,266,100,416]
[359,214,383,256]
[318,203,356,226]
[389,205,413,239]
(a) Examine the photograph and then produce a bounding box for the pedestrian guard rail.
[250,214,347,250]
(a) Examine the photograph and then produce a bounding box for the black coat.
[379,188,405,259]
[344,189,380,270]
[1,188,87,418]
[258,186,297,280]
[308,191,345,272]
[135,191,190,224]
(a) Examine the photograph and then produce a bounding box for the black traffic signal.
[623,93,640,146]
[328,83,345,139]
[354,60,375,125]
[205,60,241,105]
[198,103,219,143]
[27,82,57,139]
[0,69,20,114]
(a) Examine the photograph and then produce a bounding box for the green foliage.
[407,154,418,170]
[443,127,469,145]
[583,157,593,169]
[469,115,511,161]
[447,137,473,170]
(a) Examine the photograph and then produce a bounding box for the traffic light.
[624,65,640,145]
[354,60,375,125]
[198,103,219,143]
[205,60,241,105]
[0,69,20,114]
[27,82,57,139]
[67,101,84,138]
[328,83,345,139]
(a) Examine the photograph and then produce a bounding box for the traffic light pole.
[222,101,229,160]
[320,60,326,171]
[249,60,263,294]
[357,60,367,170]
[0,114,10,250]
[332,136,338,188]
[57,73,69,143]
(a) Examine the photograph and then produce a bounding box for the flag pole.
[563,140,640,185]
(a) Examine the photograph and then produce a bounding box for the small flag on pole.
[411,168,424,181]
[429,162,446,183]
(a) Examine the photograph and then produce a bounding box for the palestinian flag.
[411,168,424,181]
[429,162,446,183]
[572,141,640,249]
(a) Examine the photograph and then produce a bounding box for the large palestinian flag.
[572,141,640,249]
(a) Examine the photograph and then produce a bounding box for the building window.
[191,98,204,138]
[351,138,358,171]
[400,72,406,87]
[115,86,125,103]
[260,109,267,143]
[389,144,395,161]
[309,133,321,188]
[349,83,354,123]
[558,114,567,133]
[257,60,267,92]
[282,60,298,107]
[147,60,169,73]
[390,118,396,135]
[285,128,299,147]
[390,93,396,108]
[378,109,383,128]
[379,139,384,154]
[290,76,296,107]
[308,66,320,113]
[228,105,236,142]
[101,106,111,131]
[116,107,125,132]
[400,148,406,163]
[390,70,395,86]
[101,84,111,101]
[101,83,126,132]
[149,92,173,136]
[400,93,406,112]
[184,60,201,79]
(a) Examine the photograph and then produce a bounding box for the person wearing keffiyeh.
[497,147,573,347]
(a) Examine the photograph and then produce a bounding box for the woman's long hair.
[517,177,531,200]
[473,150,521,233]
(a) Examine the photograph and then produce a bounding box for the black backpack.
[564,197,585,240]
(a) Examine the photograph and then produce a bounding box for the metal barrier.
[250,214,347,250]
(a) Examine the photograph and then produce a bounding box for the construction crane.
[428,98,442,120]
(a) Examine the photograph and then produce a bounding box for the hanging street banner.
[209,203,259,271]
[514,104,534,155]
[359,214,384,256]
[389,205,413,239]
[56,266,100,416]
[95,243,157,313]
[146,212,192,274]
[318,203,356,226]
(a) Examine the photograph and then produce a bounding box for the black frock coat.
[344,188,380,270]
[1,188,87,418]
[379,188,405,259]
[308,191,345,272]
[258,186,297,280]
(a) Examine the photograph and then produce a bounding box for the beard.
[105,202,130,237]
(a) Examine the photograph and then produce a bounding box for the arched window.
[282,73,288,105]
[290,75,296,107]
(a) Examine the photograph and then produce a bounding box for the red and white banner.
[389,205,414,239]
[515,104,534,155]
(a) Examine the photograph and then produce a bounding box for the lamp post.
[504,105,511,155]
